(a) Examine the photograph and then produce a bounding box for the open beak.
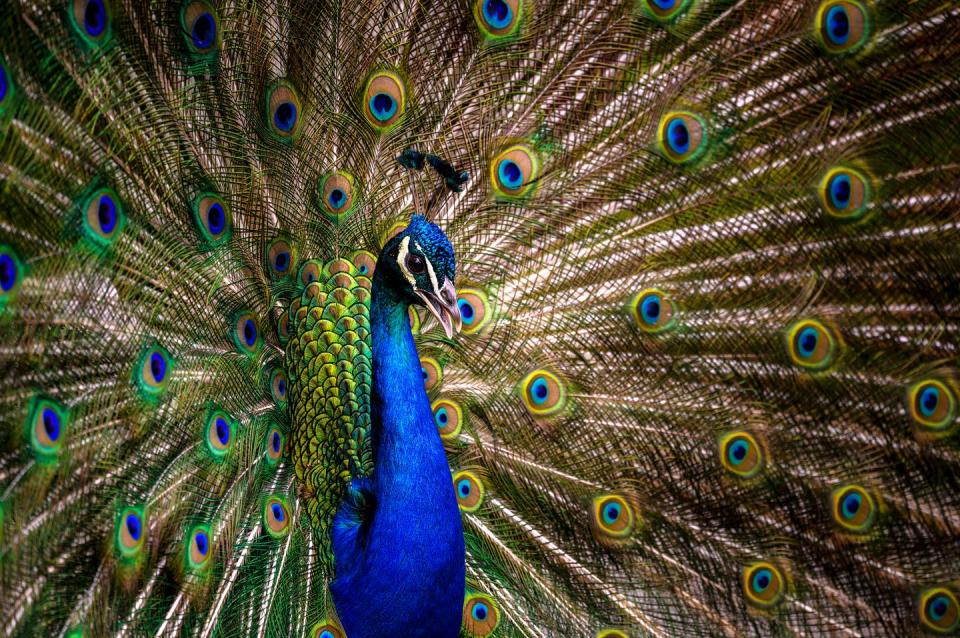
[415,279,462,339]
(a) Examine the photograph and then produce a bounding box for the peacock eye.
[406,252,426,274]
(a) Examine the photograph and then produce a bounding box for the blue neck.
[331,271,464,638]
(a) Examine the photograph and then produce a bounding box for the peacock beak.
[416,279,462,339]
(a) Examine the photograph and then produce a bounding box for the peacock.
[1,0,959,636]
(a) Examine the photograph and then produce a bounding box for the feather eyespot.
[135,344,173,399]
[263,496,290,538]
[350,250,377,279]
[816,1,870,54]
[270,368,287,405]
[265,82,302,140]
[310,623,345,638]
[597,632,629,638]
[432,399,463,440]
[743,562,786,608]
[420,357,442,391]
[719,431,763,478]
[319,172,356,218]
[463,593,500,636]
[631,288,675,333]
[819,167,870,220]
[362,71,406,130]
[71,0,112,44]
[267,238,296,279]
[186,525,212,570]
[640,0,692,22]
[193,193,231,247]
[116,507,146,559]
[0,246,24,302]
[0,62,12,112]
[920,588,959,634]
[265,427,285,465]
[474,0,522,38]
[907,379,958,432]
[27,396,68,460]
[204,409,234,458]
[491,144,538,198]
[457,288,491,334]
[453,470,484,512]
[592,495,636,539]
[297,259,323,287]
[83,188,125,246]
[786,319,839,370]
[658,112,707,164]
[232,311,261,355]
[519,369,566,416]
[181,2,219,54]
[831,484,877,533]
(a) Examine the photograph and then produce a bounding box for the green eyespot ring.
[786,319,839,370]
[519,369,567,416]
[453,470,485,512]
[719,431,764,478]
[592,494,636,539]
[743,562,786,608]
[831,484,877,533]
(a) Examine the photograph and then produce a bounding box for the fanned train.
[1,1,960,637]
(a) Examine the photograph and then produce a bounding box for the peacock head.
[380,214,461,338]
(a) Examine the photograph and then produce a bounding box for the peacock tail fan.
[1,0,959,637]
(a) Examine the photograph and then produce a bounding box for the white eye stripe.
[397,236,417,286]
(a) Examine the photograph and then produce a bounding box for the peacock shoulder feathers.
[2,0,960,637]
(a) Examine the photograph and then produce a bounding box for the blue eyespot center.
[918,385,940,418]
[929,595,950,621]
[829,174,852,209]
[370,93,397,121]
[319,632,335,638]
[277,379,286,396]
[0,65,8,103]
[84,0,107,37]
[358,265,368,275]
[728,439,748,465]
[271,503,284,522]
[150,352,166,382]
[826,6,850,45]
[472,602,489,621]
[215,418,229,445]
[458,299,475,324]
[274,251,289,272]
[195,531,208,555]
[0,254,16,292]
[752,569,772,593]
[126,513,142,541]
[272,431,281,452]
[842,492,862,518]
[42,408,61,441]
[436,407,449,425]
[652,0,676,9]
[98,195,117,234]
[483,0,512,29]
[641,294,661,324]
[274,102,297,132]
[328,188,346,208]
[498,159,523,189]
[797,327,819,358]
[207,203,225,234]
[603,503,621,525]
[666,118,690,155]
[458,479,471,497]
[192,12,216,49]
[243,319,257,347]
[530,377,549,404]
